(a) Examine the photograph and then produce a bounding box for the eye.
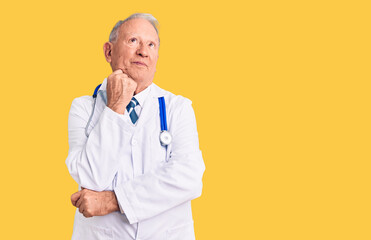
[129,38,137,43]
[149,42,155,48]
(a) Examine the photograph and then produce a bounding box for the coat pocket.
[166,222,195,240]
[150,134,168,163]
[73,224,113,240]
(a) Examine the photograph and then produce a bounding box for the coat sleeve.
[65,97,132,191]
[113,98,206,224]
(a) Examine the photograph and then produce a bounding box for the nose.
[136,43,148,58]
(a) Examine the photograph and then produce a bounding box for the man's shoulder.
[71,95,94,107]
[151,83,192,108]
[151,84,196,126]
[69,95,94,116]
[73,95,93,102]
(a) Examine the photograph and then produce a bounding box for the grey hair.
[109,13,160,44]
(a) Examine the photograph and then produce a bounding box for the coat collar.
[135,82,164,128]
[95,79,165,128]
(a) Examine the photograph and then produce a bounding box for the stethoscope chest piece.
[160,130,172,146]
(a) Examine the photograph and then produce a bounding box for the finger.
[76,195,84,208]
[84,210,92,218]
[120,73,129,79]
[124,73,132,79]
[80,203,92,218]
[71,191,81,207]
[79,204,84,214]
[119,67,128,74]
[119,68,132,78]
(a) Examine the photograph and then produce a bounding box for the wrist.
[106,191,119,213]
[107,104,125,115]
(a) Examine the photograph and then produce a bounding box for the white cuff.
[114,183,140,224]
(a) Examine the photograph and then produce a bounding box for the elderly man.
[65,13,205,240]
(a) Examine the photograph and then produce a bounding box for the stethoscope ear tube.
[85,84,102,137]
[93,84,102,98]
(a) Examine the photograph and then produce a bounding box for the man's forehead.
[119,19,158,40]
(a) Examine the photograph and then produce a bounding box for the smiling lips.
[132,61,147,67]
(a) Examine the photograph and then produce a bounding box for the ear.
[103,42,113,63]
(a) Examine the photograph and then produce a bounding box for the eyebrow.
[124,32,159,43]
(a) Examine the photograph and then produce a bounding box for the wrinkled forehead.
[118,18,159,43]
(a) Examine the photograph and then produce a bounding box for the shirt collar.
[134,83,152,107]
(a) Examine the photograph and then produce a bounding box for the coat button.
[132,139,137,145]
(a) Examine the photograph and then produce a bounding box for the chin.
[129,71,149,82]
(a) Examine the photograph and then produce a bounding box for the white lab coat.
[66,79,205,240]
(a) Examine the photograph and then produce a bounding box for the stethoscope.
[158,96,172,146]
[85,84,172,146]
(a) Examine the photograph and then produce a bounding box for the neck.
[135,82,151,95]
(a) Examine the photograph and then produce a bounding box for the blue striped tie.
[126,97,139,124]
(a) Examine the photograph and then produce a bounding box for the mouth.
[132,61,147,67]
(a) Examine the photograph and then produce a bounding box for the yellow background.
[0,0,370,239]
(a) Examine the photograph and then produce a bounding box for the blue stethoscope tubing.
[85,84,171,146]
[158,97,172,146]
[85,84,102,137]
[158,97,167,131]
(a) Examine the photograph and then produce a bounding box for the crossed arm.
[68,70,136,218]
[70,187,119,218]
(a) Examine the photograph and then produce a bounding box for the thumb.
[71,191,82,207]
[112,69,123,75]
[119,67,132,78]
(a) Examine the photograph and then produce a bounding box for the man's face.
[105,18,159,85]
